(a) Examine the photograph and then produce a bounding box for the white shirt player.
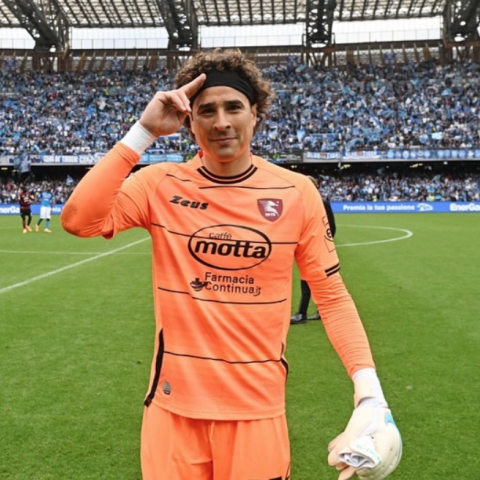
[39,191,54,219]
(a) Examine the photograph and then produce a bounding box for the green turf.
[1,213,479,480]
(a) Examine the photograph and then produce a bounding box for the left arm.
[295,180,402,480]
[295,182,374,377]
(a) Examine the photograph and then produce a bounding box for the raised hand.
[139,74,206,138]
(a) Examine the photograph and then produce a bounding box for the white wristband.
[353,368,388,408]
[121,121,157,154]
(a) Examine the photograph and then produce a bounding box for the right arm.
[60,142,147,238]
[61,75,206,239]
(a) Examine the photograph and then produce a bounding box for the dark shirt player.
[18,190,34,234]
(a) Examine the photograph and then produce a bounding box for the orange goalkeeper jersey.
[62,143,375,421]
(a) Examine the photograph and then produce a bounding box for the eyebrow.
[196,99,246,111]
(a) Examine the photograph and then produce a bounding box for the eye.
[198,108,214,116]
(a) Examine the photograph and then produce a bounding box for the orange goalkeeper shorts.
[141,403,291,480]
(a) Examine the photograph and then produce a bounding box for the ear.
[190,114,196,137]
[251,103,258,127]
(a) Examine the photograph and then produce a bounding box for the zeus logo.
[169,195,208,210]
[188,224,272,271]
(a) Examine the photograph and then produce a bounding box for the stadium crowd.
[0,178,76,204]
[1,171,478,203]
[1,60,480,156]
[316,172,479,201]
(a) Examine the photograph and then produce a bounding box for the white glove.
[327,369,402,480]
[327,405,402,480]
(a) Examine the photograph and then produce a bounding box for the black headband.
[190,69,257,106]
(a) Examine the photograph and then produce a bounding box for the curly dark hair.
[174,49,273,135]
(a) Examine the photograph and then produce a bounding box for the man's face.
[190,86,257,165]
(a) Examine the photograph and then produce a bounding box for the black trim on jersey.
[201,164,255,179]
[280,343,289,379]
[150,223,297,245]
[325,264,340,277]
[199,185,296,190]
[164,350,284,365]
[325,263,340,274]
[326,267,340,277]
[144,329,165,407]
[285,461,292,480]
[150,223,193,238]
[158,286,287,305]
[165,174,193,182]
[198,165,257,184]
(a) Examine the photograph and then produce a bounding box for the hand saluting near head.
[139,74,206,138]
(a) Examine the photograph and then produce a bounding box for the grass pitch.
[1,213,479,480]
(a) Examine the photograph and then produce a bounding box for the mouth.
[211,137,236,144]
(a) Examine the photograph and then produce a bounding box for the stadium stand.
[1,60,480,156]
[2,165,478,204]
[1,0,479,206]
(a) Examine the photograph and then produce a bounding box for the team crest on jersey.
[257,199,283,222]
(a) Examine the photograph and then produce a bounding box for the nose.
[213,109,231,131]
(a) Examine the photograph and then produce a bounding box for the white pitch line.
[336,225,413,247]
[1,225,412,254]
[0,250,149,255]
[0,237,150,296]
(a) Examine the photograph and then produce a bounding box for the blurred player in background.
[61,49,402,480]
[18,188,34,234]
[35,190,54,233]
[291,175,337,324]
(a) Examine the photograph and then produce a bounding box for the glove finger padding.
[338,466,358,480]
[328,433,346,465]
[328,407,378,464]
[328,407,402,480]
[356,418,402,480]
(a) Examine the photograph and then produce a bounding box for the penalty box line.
[0,237,150,296]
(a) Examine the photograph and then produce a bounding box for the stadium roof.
[0,0,446,29]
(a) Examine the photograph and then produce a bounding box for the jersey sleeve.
[295,179,375,377]
[61,142,158,239]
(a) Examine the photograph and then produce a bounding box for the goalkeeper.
[61,48,401,480]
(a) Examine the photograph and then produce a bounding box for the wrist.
[352,368,388,408]
[121,121,157,154]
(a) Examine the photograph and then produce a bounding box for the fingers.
[179,73,206,98]
[155,74,206,116]
[160,91,191,114]
[328,449,341,466]
[328,432,349,469]
[338,466,358,480]
[328,432,344,453]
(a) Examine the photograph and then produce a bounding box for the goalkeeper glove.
[327,369,402,480]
